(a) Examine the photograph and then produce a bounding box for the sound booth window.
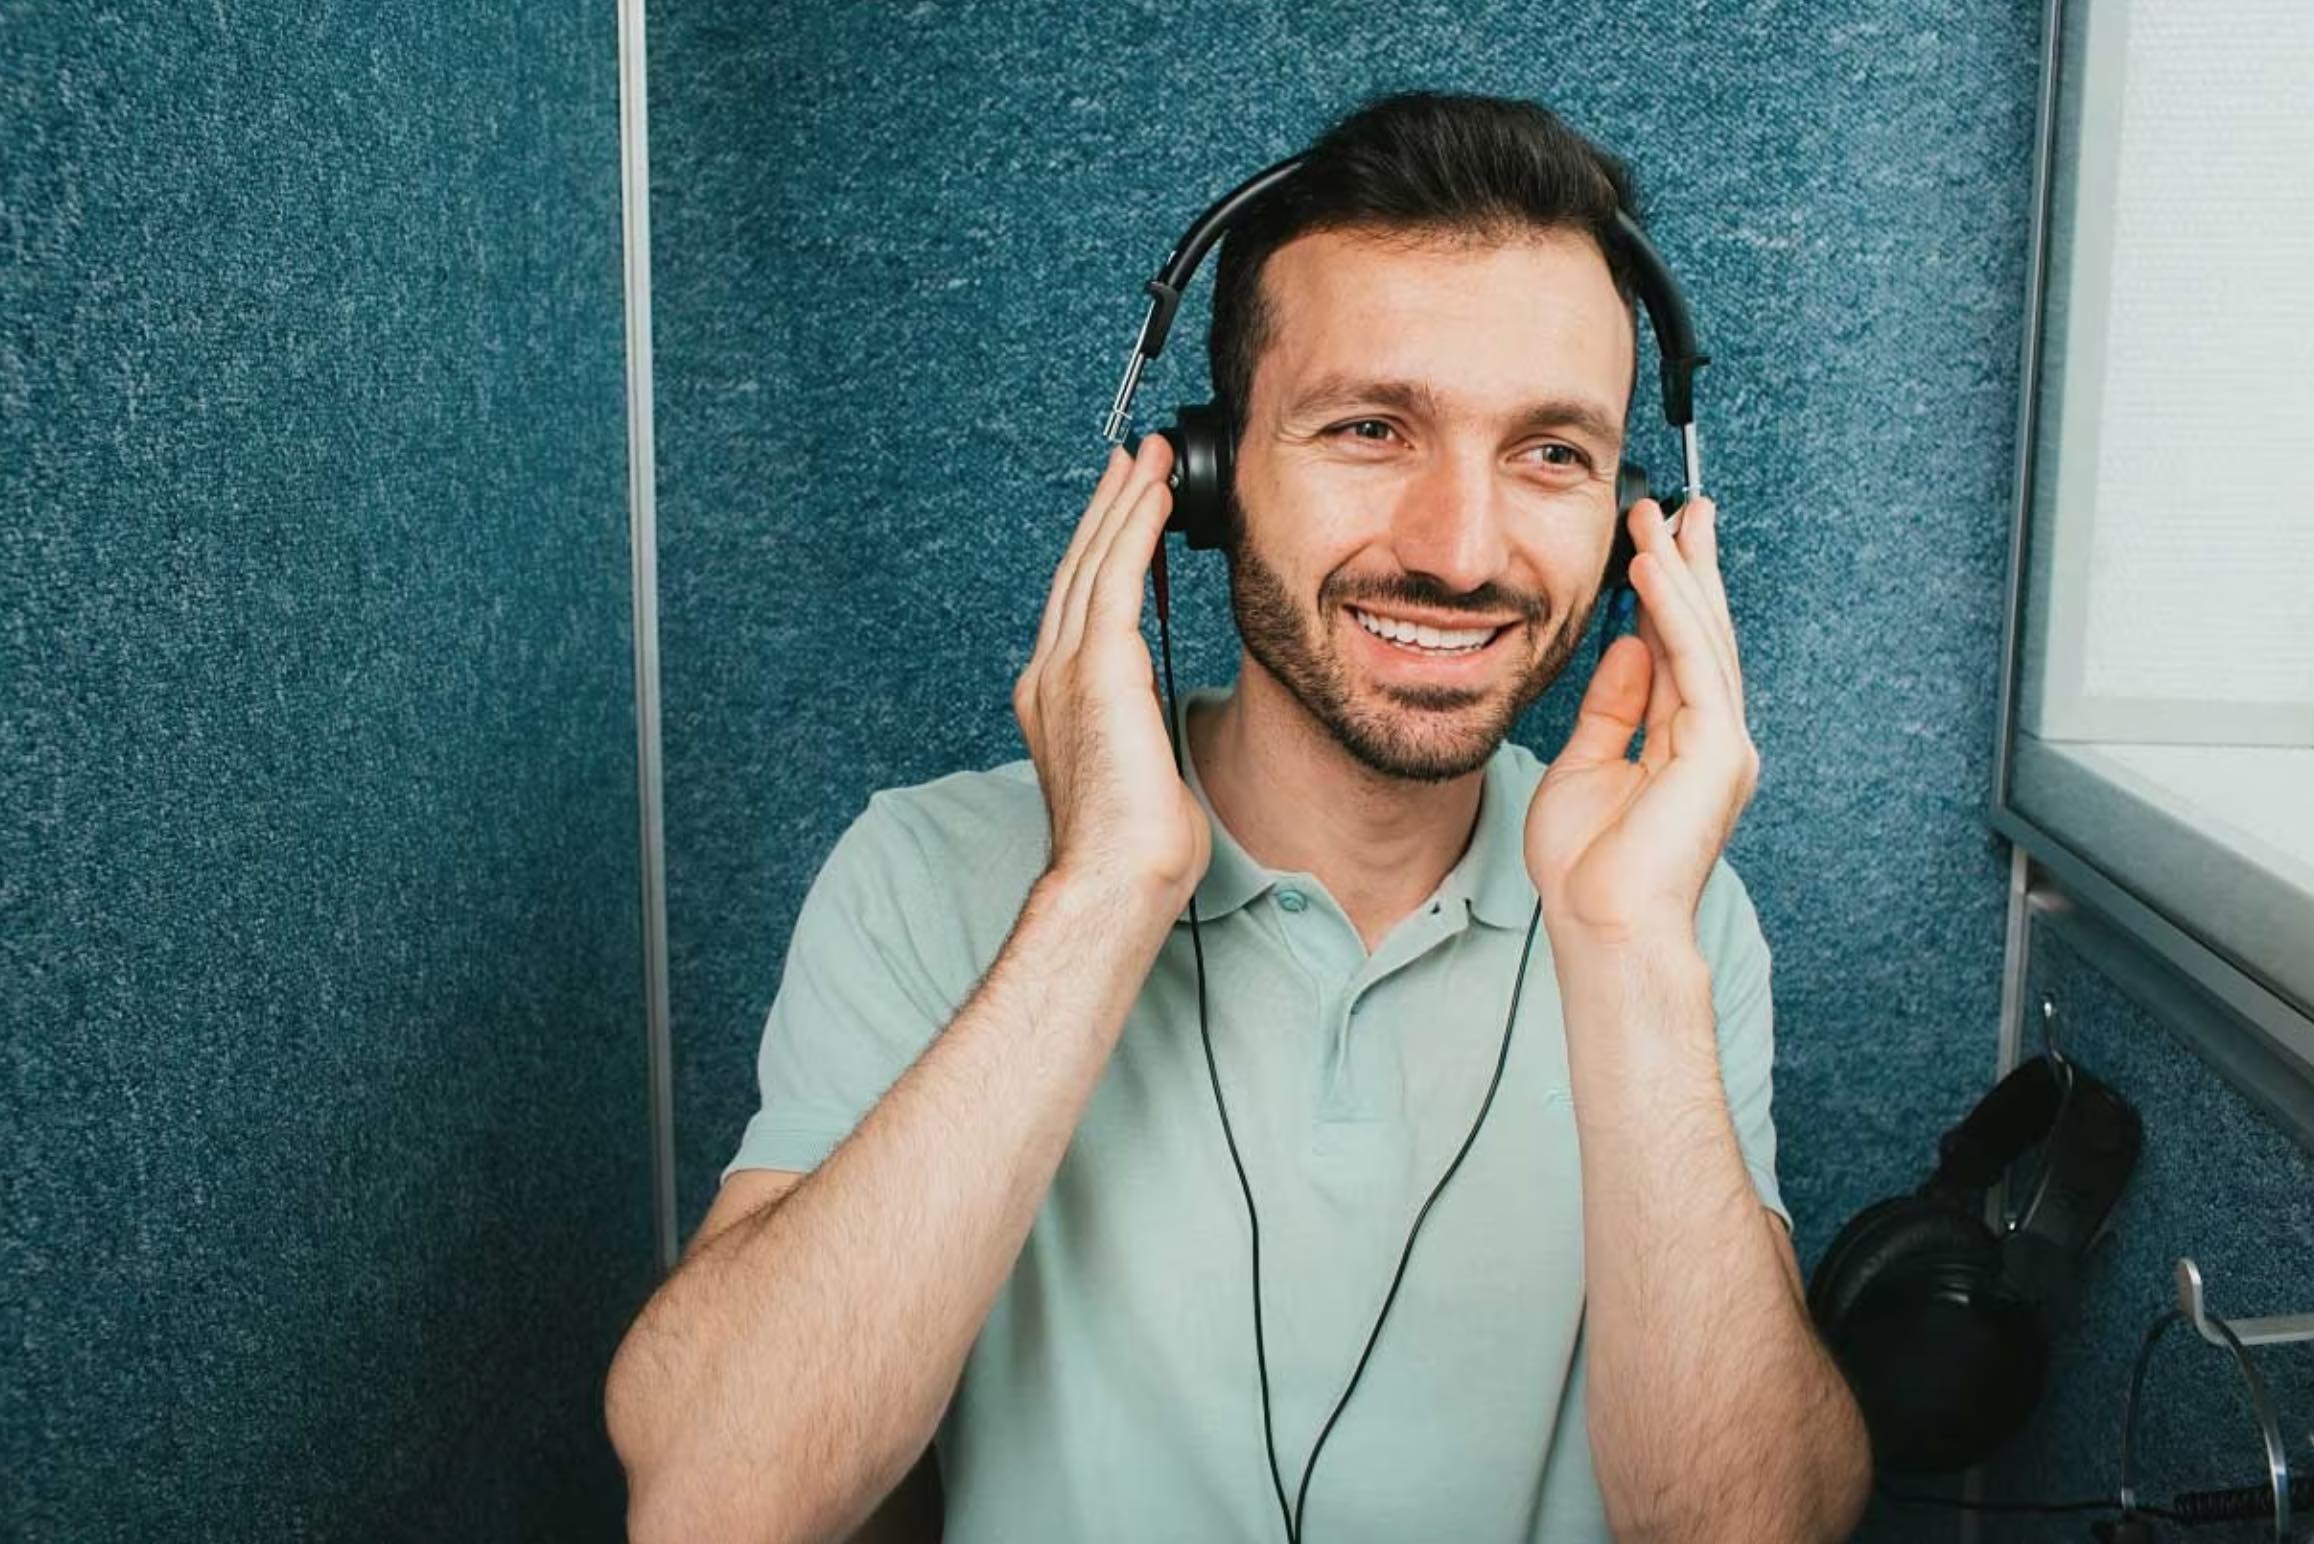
[1995,0,2314,1134]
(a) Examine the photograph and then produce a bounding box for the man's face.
[1225,226,1635,782]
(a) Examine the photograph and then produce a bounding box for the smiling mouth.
[1348,605,1514,657]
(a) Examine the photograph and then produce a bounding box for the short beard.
[1224,520,1596,783]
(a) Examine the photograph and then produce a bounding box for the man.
[606,92,1873,1543]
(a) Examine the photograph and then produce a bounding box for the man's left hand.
[1522,493,1759,943]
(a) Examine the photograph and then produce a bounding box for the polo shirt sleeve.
[1699,858,1790,1231]
[722,793,971,1181]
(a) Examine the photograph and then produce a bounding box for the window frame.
[1989,0,2314,1153]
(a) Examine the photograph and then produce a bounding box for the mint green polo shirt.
[727,684,1787,1542]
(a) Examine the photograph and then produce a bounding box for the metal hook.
[2010,995,2079,1236]
[2127,1257,2314,1543]
[2038,993,2070,1075]
[2120,1269,2297,1543]
[2177,1258,2314,1351]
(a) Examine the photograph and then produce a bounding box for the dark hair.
[1207,91,1642,446]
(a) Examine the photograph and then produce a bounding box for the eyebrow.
[1281,374,1625,452]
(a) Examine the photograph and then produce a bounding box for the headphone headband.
[1931,1053,2143,1295]
[1102,153,1711,448]
[1934,1054,2067,1190]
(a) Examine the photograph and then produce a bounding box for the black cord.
[1282,901,1537,1540]
[1189,892,1295,1537]
[1150,544,1541,1544]
[2173,1473,2312,1525]
[1875,1480,2183,1522]
[1152,548,1294,1534]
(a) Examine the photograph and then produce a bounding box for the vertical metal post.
[617,0,679,1276]
[1965,0,2071,1521]
[1951,843,2046,1540]
[1997,843,2037,1082]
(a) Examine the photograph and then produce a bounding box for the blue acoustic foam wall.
[652,3,2042,1534]
[655,0,2042,1258]
[2,2,650,1537]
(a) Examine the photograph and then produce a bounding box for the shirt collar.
[1170,685,1539,931]
[1446,747,1544,931]
[1174,686,1274,924]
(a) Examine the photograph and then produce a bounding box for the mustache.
[1323,571,1549,624]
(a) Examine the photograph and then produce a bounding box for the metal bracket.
[2177,1258,2314,1350]
[2114,1258,2310,1541]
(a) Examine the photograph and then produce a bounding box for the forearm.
[608,871,1175,1544]
[1554,935,1869,1543]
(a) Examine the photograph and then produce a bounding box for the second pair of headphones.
[1098,153,1711,606]
[1807,1052,2143,1473]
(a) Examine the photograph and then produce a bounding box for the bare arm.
[1524,494,1869,1539]
[605,435,1201,1544]
[1558,937,1870,1542]
[606,868,1176,1544]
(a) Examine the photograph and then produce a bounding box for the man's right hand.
[611,437,1216,1544]
[1012,434,1211,916]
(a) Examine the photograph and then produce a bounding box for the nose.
[1384,447,1512,598]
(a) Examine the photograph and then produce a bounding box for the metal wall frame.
[618,0,679,1274]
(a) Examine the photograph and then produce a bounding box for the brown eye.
[1337,419,1397,443]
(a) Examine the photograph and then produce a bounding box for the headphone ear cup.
[1808,1195,1962,1333]
[1805,1197,1930,1464]
[1810,1198,2044,1472]
[1156,403,1233,552]
[1606,460,1650,591]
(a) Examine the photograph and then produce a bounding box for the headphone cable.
[1875,1479,2189,1523]
[1150,544,1541,1543]
[1279,904,1537,1541]
[1151,545,1294,1530]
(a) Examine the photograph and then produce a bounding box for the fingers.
[1034,445,1135,662]
[1084,440,1179,632]
[1671,494,1742,699]
[1056,434,1172,659]
[1676,494,1730,624]
[1629,496,1741,711]
[1636,602,1680,774]
[1558,633,1653,767]
[1629,544,1744,747]
[1035,437,1170,664]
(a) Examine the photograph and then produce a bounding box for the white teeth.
[1352,607,1499,652]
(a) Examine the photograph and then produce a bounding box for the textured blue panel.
[650,2,2056,1536]
[654,0,2039,1263]
[2,1,650,1537]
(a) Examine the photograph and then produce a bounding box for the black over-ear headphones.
[1807,1053,2142,1473]
[1099,153,1712,604]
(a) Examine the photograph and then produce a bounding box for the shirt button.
[1276,889,1307,913]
